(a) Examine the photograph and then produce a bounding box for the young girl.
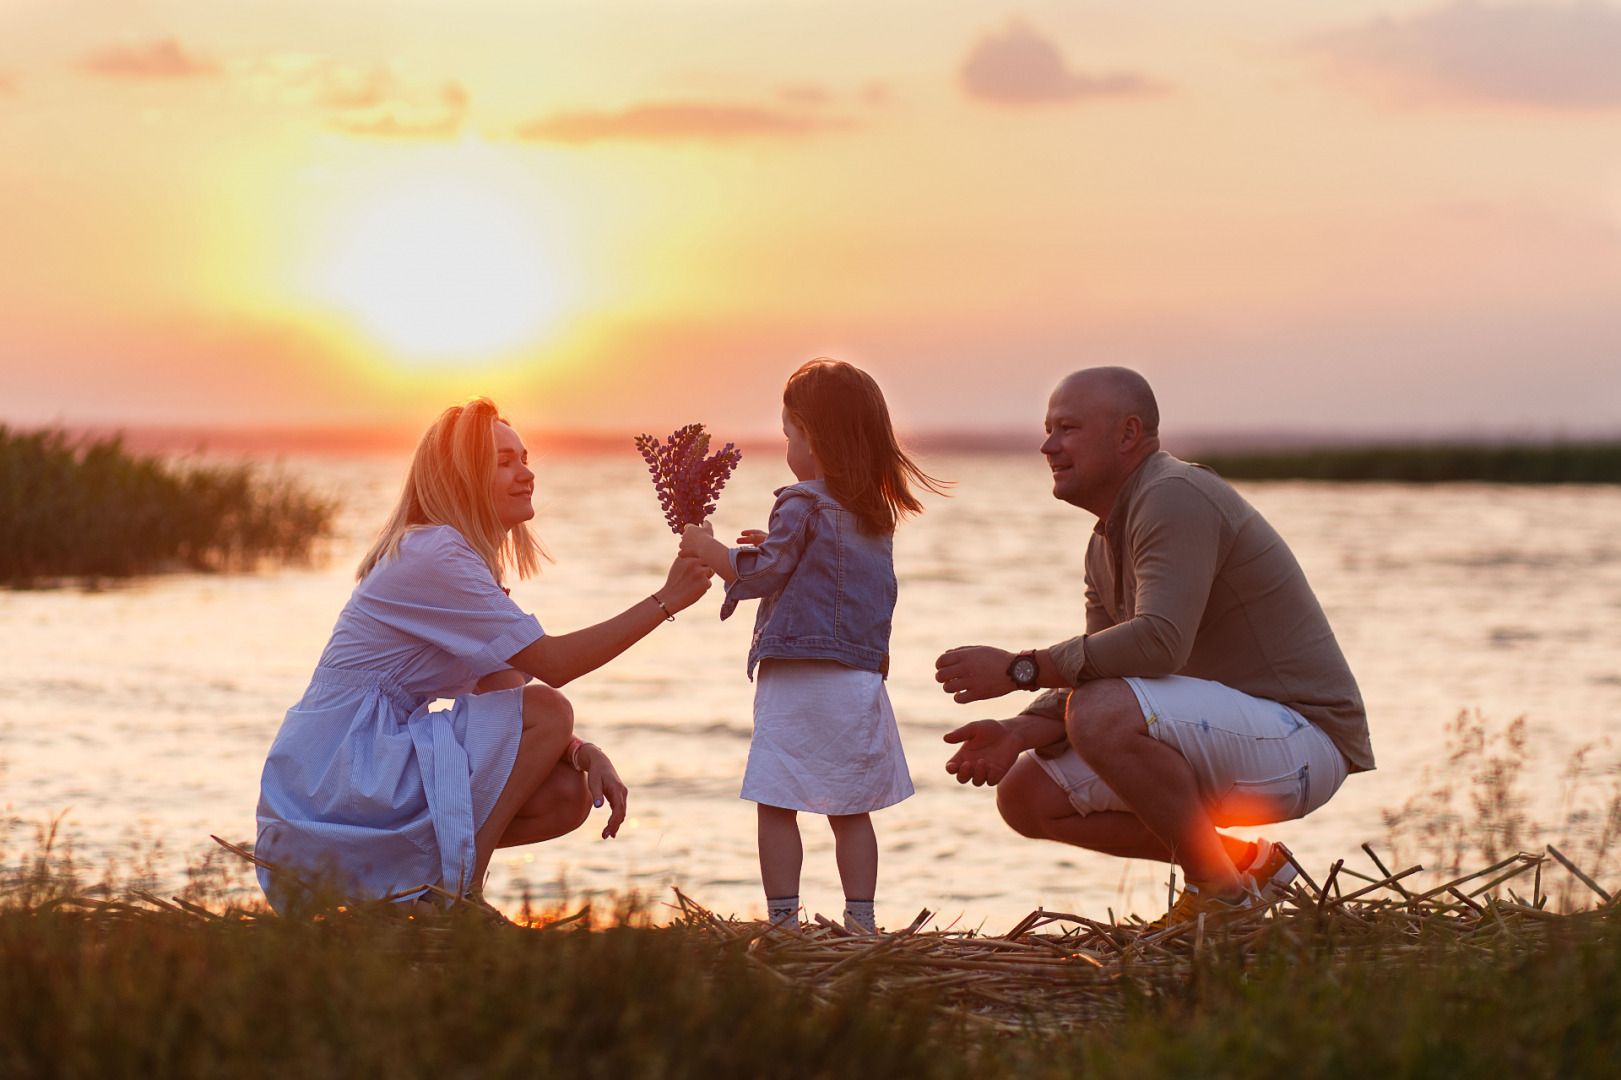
[680,359,947,932]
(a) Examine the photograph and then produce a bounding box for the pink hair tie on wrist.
[564,737,586,771]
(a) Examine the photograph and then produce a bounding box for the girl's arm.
[679,524,739,583]
[506,552,711,687]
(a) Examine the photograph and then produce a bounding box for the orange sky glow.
[3,0,1621,442]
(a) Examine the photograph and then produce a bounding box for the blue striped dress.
[255,525,543,911]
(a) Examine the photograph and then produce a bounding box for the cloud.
[514,101,842,144]
[246,56,467,139]
[327,81,468,139]
[959,20,1164,105]
[84,38,218,80]
[1308,1,1621,108]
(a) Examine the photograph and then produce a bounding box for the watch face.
[1012,658,1038,686]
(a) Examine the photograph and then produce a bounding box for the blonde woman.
[255,398,711,913]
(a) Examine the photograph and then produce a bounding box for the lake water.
[3,451,1620,927]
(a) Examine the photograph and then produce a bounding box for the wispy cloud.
[1307,1,1621,109]
[959,20,1164,105]
[328,82,468,139]
[515,101,842,144]
[84,38,219,80]
[247,56,467,139]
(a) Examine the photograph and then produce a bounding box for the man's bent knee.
[996,757,1069,840]
[1064,678,1146,751]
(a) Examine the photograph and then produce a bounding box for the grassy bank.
[0,425,335,585]
[1196,441,1621,484]
[3,840,1619,1079]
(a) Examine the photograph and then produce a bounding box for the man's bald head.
[1054,367,1159,437]
[1042,366,1162,517]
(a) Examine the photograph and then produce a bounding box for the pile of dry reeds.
[666,842,1618,1033]
[18,838,1617,1036]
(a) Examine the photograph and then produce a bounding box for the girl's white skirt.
[741,658,914,815]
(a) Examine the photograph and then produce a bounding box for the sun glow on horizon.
[314,171,571,366]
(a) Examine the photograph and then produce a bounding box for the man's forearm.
[1002,711,1068,753]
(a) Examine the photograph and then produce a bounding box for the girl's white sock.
[766,895,799,926]
[844,898,876,934]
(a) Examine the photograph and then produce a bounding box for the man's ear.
[1118,414,1144,451]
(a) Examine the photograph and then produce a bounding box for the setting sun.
[317,174,568,365]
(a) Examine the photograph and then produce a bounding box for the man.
[935,367,1372,923]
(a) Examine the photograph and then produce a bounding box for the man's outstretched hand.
[935,645,1016,703]
[942,719,1021,787]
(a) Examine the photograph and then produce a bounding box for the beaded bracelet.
[650,593,676,622]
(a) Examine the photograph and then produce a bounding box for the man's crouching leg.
[1064,679,1245,899]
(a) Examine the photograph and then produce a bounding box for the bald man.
[935,367,1372,926]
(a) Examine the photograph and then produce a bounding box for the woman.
[255,398,711,912]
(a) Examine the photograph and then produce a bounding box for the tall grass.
[3,839,1618,1078]
[5,714,1621,1078]
[1198,442,1621,484]
[0,425,335,585]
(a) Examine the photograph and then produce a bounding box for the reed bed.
[1196,441,1621,484]
[666,841,1619,1035]
[5,833,1619,1078]
[0,424,335,585]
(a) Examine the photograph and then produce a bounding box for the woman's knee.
[521,683,573,734]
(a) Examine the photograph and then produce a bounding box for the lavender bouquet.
[633,424,743,533]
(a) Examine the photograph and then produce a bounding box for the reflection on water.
[3,453,1621,927]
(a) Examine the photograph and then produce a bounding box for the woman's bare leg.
[828,813,877,902]
[757,803,803,899]
[471,684,575,890]
[499,762,591,847]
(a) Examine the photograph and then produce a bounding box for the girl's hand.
[678,522,712,559]
[576,743,628,838]
[661,549,714,610]
[736,529,767,546]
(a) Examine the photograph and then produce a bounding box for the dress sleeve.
[719,487,816,619]
[363,527,545,676]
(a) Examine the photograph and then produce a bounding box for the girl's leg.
[471,684,579,892]
[757,803,803,919]
[828,812,877,905]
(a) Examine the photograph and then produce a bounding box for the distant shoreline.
[13,423,1621,482]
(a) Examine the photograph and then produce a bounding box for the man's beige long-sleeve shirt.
[1027,452,1374,772]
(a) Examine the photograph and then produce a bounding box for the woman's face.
[782,406,820,482]
[491,421,536,530]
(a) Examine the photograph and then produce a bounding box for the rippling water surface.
[4,452,1620,927]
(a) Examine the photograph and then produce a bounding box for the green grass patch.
[0,425,335,586]
[1196,442,1621,484]
[3,836,1619,1080]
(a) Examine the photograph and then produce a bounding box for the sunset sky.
[4,0,1621,441]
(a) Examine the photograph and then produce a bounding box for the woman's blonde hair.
[356,398,548,583]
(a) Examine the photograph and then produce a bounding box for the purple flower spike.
[633,424,743,533]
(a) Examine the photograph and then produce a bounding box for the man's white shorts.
[1029,675,1349,826]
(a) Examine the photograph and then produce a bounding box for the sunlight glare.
[319,176,566,364]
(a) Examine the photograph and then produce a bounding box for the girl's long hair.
[783,358,949,535]
[356,398,548,584]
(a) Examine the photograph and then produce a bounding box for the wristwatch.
[1006,650,1039,691]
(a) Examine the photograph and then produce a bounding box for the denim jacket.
[720,479,896,679]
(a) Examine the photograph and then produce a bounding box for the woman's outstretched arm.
[506,553,712,687]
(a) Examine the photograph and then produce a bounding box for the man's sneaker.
[1244,838,1298,903]
[1144,881,1263,934]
